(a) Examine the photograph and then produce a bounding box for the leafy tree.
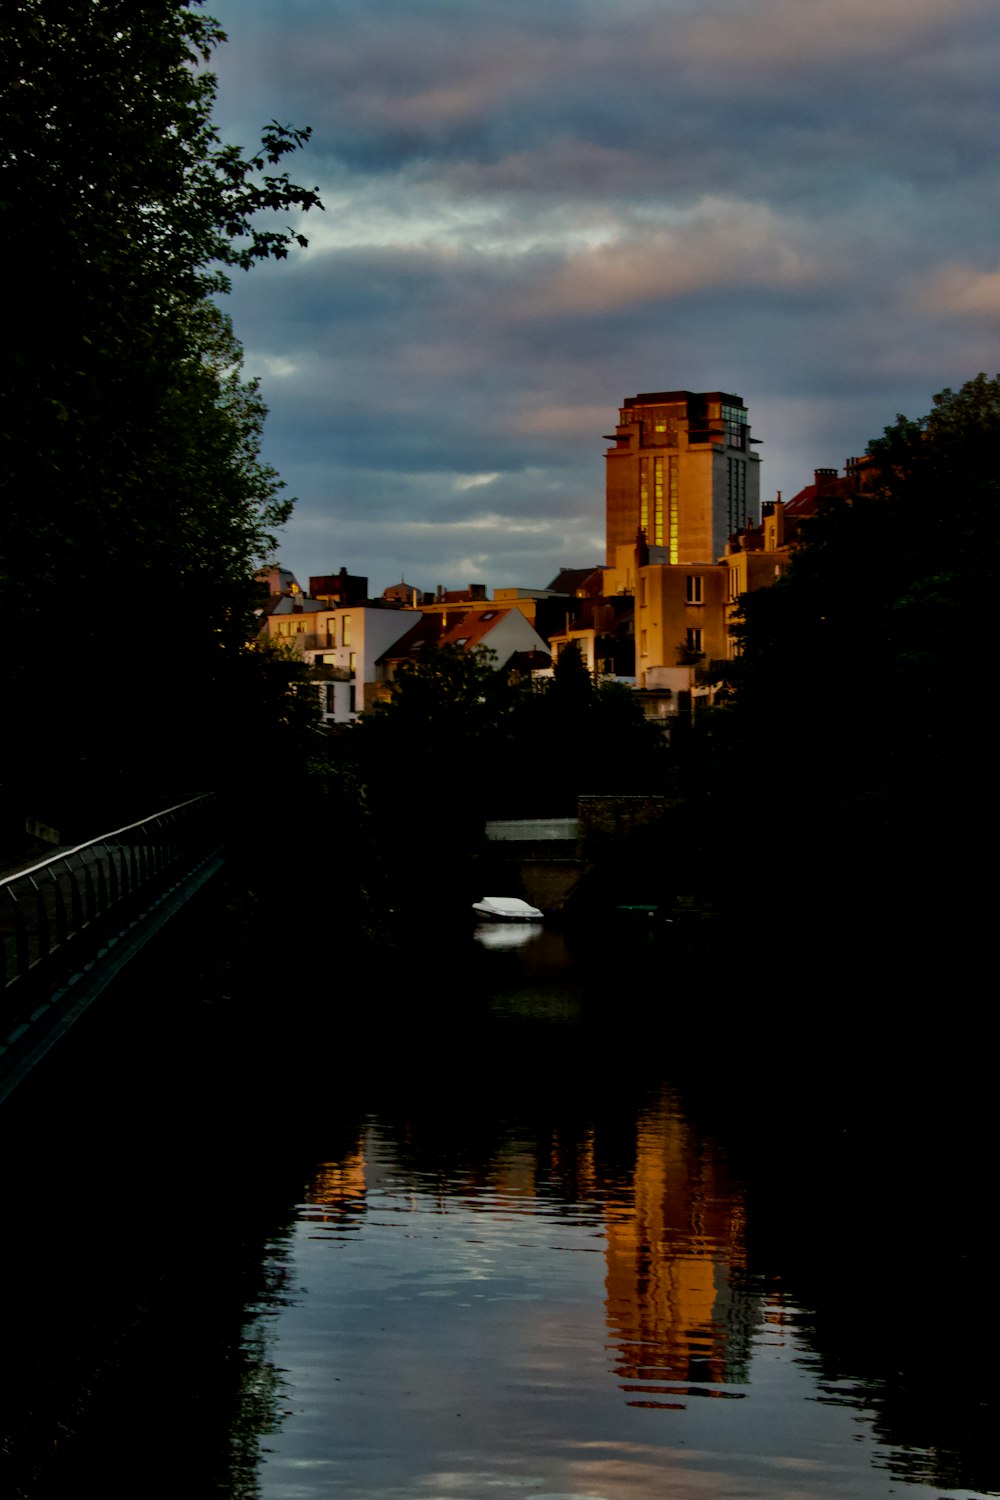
[362,644,513,749]
[351,640,668,914]
[548,639,594,712]
[352,646,516,898]
[714,374,1000,956]
[504,643,666,815]
[0,2,321,831]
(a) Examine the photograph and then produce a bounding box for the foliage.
[712,374,1000,950]
[354,640,666,858]
[351,646,515,897]
[548,638,594,710]
[0,1,321,828]
[505,643,666,815]
[362,644,512,747]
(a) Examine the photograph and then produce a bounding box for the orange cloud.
[915,264,1000,319]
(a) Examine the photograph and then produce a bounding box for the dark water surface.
[0,903,995,1499]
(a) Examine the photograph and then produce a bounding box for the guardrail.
[1,794,222,1050]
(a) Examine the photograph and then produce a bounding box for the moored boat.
[472,896,544,922]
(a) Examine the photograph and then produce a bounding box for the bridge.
[0,794,223,1103]
[483,797,668,911]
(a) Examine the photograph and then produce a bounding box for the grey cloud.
[205,0,1000,592]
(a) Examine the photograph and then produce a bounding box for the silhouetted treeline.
[672,373,1000,970]
[0,3,320,842]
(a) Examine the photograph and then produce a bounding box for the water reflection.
[5,906,989,1500]
[234,928,992,1500]
[472,922,540,951]
[604,1092,756,1402]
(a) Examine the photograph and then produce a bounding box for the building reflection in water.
[305,1150,368,1231]
[603,1089,758,1402]
[298,1085,759,1414]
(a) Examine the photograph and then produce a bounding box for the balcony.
[309,663,352,682]
[296,632,337,651]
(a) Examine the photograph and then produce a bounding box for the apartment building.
[605,390,761,566]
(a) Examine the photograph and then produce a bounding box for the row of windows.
[636,571,745,606]
[638,573,707,604]
[727,457,748,536]
[722,405,748,450]
[637,455,679,555]
[667,457,678,563]
[274,614,354,645]
[314,652,357,672]
[620,403,685,427]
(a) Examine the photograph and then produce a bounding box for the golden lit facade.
[605,390,761,566]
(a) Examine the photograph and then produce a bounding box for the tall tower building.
[605,390,761,566]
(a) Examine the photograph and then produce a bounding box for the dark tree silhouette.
[0,2,321,831]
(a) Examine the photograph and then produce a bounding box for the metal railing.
[1,794,220,1023]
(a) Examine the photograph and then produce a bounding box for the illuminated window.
[653,456,664,545]
[667,457,678,563]
[639,458,649,535]
[341,614,352,647]
[653,408,667,433]
[686,574,703,604]
[349,651,356,673]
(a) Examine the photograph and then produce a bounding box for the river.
[0,903,995,1499]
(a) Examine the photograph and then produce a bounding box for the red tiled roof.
[378,608,517,664]
[784,486,820,516]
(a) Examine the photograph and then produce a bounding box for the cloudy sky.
[206,0,999,596]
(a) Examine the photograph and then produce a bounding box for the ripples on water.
[1,916,993,1500]
[232,927,997,1500]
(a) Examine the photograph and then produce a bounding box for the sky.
[205,0,1000,597]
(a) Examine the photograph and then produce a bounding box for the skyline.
[206,0,999,595]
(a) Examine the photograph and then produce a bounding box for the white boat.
[472,896,544,922]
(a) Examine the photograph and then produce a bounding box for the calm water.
[234,926,996,1500]
[0,913,996,1499]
